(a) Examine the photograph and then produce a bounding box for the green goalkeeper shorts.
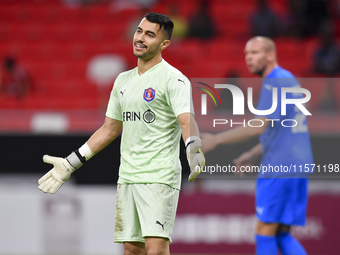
[114,183,180,243]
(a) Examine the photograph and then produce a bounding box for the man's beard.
[133,45,159,61]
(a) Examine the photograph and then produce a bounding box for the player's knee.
[277,224,291,233]
[144,238,169,255]
[124,248,145,255]
[256,221,279,236]
[124,242,146,255]
[146,248,169,255]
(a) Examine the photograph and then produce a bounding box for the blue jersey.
[256,66,314,177]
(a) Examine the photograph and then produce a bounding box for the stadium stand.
[0,0,337,110]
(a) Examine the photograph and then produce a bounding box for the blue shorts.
[256,178,308,226]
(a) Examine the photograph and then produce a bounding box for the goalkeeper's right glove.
[38,143,95,194]
[186,136,205,181]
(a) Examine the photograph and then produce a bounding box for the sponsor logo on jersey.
[143,109,156,123]
[143,87,156,102]
[122,110,156,123]
[123,111,140,122]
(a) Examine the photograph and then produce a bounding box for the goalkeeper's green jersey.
[106,59,194,190]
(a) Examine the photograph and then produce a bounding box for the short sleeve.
[166,76,195,117]
[256,82,281,120]
[256,77,299,119]
[105,75,122,121]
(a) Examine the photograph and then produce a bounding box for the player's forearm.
[178,113,200,142]
[215,116,268,146]
[87,126,119,153]
[87,118,122,154]
[249,143,263,158]
[178,113,205,181]
[215,125,262,145]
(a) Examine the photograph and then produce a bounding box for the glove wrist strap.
[66,152,83,170]
[66,143,96,170]
[185,136,201,150]
[75,150,86,163]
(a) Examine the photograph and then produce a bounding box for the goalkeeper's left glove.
[186,136,205,181]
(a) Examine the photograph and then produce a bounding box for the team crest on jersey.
[143,87,156,102]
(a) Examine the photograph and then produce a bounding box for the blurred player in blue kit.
[202,36,313,255]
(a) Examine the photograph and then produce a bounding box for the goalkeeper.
[38,12,204,255]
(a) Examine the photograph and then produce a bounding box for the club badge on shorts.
[143,87,156,102]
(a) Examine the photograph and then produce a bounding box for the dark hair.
[144,12,174,40]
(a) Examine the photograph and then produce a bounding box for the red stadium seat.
[0,0,329,111]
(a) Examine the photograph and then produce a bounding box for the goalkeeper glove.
[38,143,95,194]
[186,136,205,181]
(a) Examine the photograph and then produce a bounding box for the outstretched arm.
[38,117,122,194]
[201,116,269,153]
[233,143,263,176]
[87,117,123,153]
